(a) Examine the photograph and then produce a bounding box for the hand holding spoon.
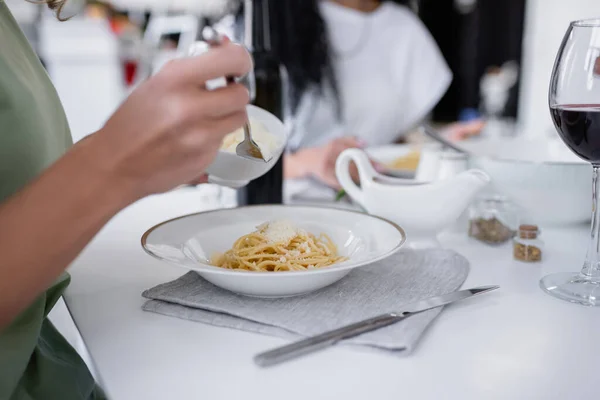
[201,26,269,163]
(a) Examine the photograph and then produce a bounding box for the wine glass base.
[540,272,600,307]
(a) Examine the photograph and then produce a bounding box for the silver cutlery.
[254,285,499,367]
[419,124,469,154]
[201,26,269,163]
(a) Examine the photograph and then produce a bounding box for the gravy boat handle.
[335,149,377,207]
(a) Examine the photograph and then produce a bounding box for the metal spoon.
[201,26,269,163]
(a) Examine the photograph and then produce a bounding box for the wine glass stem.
[583,165,600,278]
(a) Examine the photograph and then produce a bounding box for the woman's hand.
[311,137,365,188]
[90,39,252,199]
[0,39,253,328]
[285,137,384,189]
[443,119,486,141]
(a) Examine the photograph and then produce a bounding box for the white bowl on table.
[141,205,406,298]
[205,104,287,188]
[457,136,591,225]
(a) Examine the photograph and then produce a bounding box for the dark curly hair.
[28,0,68,20]
[236,0,412,115]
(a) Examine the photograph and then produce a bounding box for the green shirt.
[0,3,105,399]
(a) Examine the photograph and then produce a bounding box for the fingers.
[207,110,249,138]
[165,84,248,134]
[332,137,364,148]
[196,83,250,118]
[327,137,364,161]
[311,136,368,189]
[349,162,360,182]
[328,137,365,157]
[166,42,253,87]
[182,110,248,148]
[348,160,385,181]
[187,174,209,186]
[443,120,485,141]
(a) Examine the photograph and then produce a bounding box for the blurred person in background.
[0,0,252,398]
[233,0,483,190]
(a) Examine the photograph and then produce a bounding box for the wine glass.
[542,19,600,306]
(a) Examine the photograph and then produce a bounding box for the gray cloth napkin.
[142,249,469,355]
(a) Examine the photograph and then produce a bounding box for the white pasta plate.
[141,205,406,297]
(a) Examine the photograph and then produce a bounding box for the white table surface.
[65,188,599,400]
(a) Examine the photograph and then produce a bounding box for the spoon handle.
[202,25,224,46]
[243,123,252,142]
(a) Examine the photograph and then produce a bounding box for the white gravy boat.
[336,149,491,248]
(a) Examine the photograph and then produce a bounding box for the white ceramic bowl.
[458,136,592,225]
[141,205,406,297]
[205,104,287,188]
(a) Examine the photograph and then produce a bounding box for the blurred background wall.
[5,0,600,140]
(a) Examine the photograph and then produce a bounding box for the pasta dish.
[211,220,347,272]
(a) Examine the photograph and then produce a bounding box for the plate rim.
[141,204,407,277]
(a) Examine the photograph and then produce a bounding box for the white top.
[288,1,452,151]
[63,190,600,400]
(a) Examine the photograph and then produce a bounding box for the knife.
[419,124,468,154]
[254,285,499,367]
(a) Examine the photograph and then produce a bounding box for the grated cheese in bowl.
[220,118,281,160]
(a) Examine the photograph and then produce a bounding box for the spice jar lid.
[518,224,539,239]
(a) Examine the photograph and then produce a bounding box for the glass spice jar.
[468,196,517,245]
[513,224,544,262]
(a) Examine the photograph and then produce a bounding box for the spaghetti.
[211,221,348,272]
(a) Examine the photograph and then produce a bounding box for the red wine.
[551,104,600,162]
[123,60,138,86]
